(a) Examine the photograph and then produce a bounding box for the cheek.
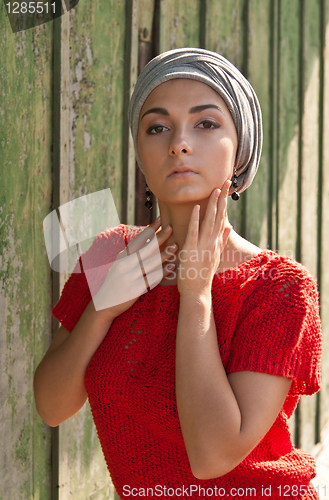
[138,131,150,158]
[138,136,164,168]
[212,139,237,164]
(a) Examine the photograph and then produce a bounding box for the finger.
[138,225,174,263]
[213,180,231,237]
[160,242,178,264]
[146,262,176,290]
[156,224,174,246]
[140,241,178,278]
[126,218,161,255]
[163,262,176,278]
[199,188,220,242]
[185,204,200,248]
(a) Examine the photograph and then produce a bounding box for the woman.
[34,48,322,499]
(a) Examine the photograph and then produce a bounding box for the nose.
[169,129,192,157]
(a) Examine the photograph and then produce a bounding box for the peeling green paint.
[15,420,31,464]
[0,1,52,498]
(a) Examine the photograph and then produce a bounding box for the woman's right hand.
[93,218,177,319]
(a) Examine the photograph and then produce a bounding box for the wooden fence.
[0,0,328,498]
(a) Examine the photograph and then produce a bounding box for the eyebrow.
[140,104,223,121]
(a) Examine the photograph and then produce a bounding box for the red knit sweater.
[52,224,322,500]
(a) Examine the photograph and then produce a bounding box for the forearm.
[34,301,114,426]
[175,292,241,478]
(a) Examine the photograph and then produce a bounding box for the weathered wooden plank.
[0,7,52,500]
[269,0,280,253]
[50,12,62,499]
[134,0,158,227]
[298,0,321,452]
[67,0,126,208]
[59,8,71,291]
[277,0,299,262]
[159,0,200,51]
[300,0,320,279]
[277,0,300,442]
[57,1,127,498]
[205,0,245,70]
[204,0,245,235]
[245,0,271,250]
[31,21,54,499]
[124,0,139,226]
[59,411,115,500]
[319,0,329,437]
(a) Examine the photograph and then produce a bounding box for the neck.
[157,199,233,270]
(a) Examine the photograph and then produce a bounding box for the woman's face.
[137,79,238,204]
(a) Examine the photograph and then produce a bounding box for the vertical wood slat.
[59,0,71,292]
[57,0,128,498]
[277,0,299,263]
[67,0,127,202]
[319,0,329,438]
[277,0,300,441]
[51,12,62,500]
[245,0,271,250]
[298,0,321,452]
[269,0,280,253]
[300,0,320,279]
[121,0,139,226]
[205,0,246,70]
[159,0,201,51]
[0,7,53,500]
[32,22,54,500]
[134,0,159,227]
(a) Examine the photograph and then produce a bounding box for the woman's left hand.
[177,179,232,297]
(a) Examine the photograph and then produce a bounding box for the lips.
[168,166,197,176]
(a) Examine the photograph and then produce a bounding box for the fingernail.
[167,264,175,270]
[215,188,221,197]
[168,243,177,249]
[164,224,172,232]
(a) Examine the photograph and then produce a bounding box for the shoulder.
[248,250,319,301]
[236,251,320,323]
[78,224,147,269]
[238,251,321,346]
[226,251,322,395]
[122,224,147,243]
[218,249,321,344]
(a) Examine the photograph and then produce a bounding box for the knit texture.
[52,224,322,500]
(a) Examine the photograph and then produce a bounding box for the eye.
[146,125,169,134]
[197,121,219,130]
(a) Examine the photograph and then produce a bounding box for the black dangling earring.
[231,168,240,201]
[145,182,153,209]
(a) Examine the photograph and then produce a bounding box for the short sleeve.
[51,224,128,332]
[226,258,322,396]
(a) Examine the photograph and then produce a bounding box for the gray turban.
[128,47,263,193]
